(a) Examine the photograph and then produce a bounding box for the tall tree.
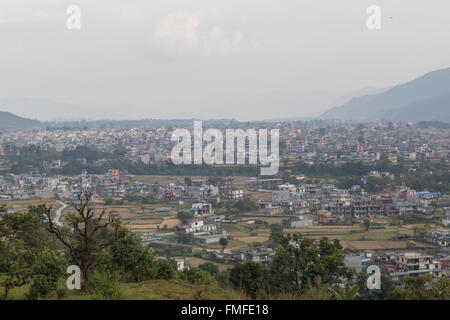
[229,261,271,299]
[270,234,353,296]
[109,231,156,282]
[0,207,55,299]
[269,223,283,247]
[42,191,125,291]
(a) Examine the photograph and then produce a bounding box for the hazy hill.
[0,111,41,130]
[321,68,450,122]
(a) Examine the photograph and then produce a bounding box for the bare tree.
[42,191,124,291]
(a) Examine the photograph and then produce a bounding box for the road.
[54,200,68,226]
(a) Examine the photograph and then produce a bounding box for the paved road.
[54,200,68,226]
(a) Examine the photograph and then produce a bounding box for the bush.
[88,270,124,300]
[27,250,67,299]
[155,259,178,280]
[199,262,219,277]
[179,268,210,285]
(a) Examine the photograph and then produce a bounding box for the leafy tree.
[0,207,60,299]
[269,224,283,247]
[0,240,34,300]
[338,176,362,189]
[109,231,156,282]
[154,259,178,280]
[229,262,271,299]
[390,276,450,300]
[177,232,194,245]
[219,237,228,253]
[28,250,67,299]
[177,211,194,224]
[270,234,353,296]
[365,176,389,194]
[234,198,258,212]
[363,219,371,231]
[184,177,192,186]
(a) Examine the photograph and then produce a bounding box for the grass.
[0,281,30,300]
[3,278,246,300]
[65,280,246,300]
[222,224,248,233]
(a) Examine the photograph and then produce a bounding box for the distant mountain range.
[1,68,449,128]
[0,111,41,130]
[321,68,450,122]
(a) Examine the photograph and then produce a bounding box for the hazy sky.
[1,0,450,121]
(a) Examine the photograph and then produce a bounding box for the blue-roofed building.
[418,191,440,199]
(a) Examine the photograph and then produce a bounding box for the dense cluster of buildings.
[249,177,448,225]
[1,121,449,171]
[281,122,449,165]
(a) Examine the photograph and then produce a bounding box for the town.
[0,119,448,299]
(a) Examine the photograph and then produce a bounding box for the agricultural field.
[132,175,204,186]
[280,220,440,251]
[219,216,441,253]
[205,238,249,252]
[234,235,270,243]
[14,190,440,255]
[132,175,252,189]
[174,256,233,271]
[0,198,59,214]
[245,190,272,201]
[127,217,181,233]
[58,201,181,233]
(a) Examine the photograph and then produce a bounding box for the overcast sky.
[1,0,450,121]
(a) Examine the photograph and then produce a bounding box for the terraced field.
[0,198,59,214]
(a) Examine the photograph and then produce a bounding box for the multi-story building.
[241,247,275,264]
[225,189,244,199]
[190,203,212,217]
[176,219,217,234]
[389,252,442,280]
